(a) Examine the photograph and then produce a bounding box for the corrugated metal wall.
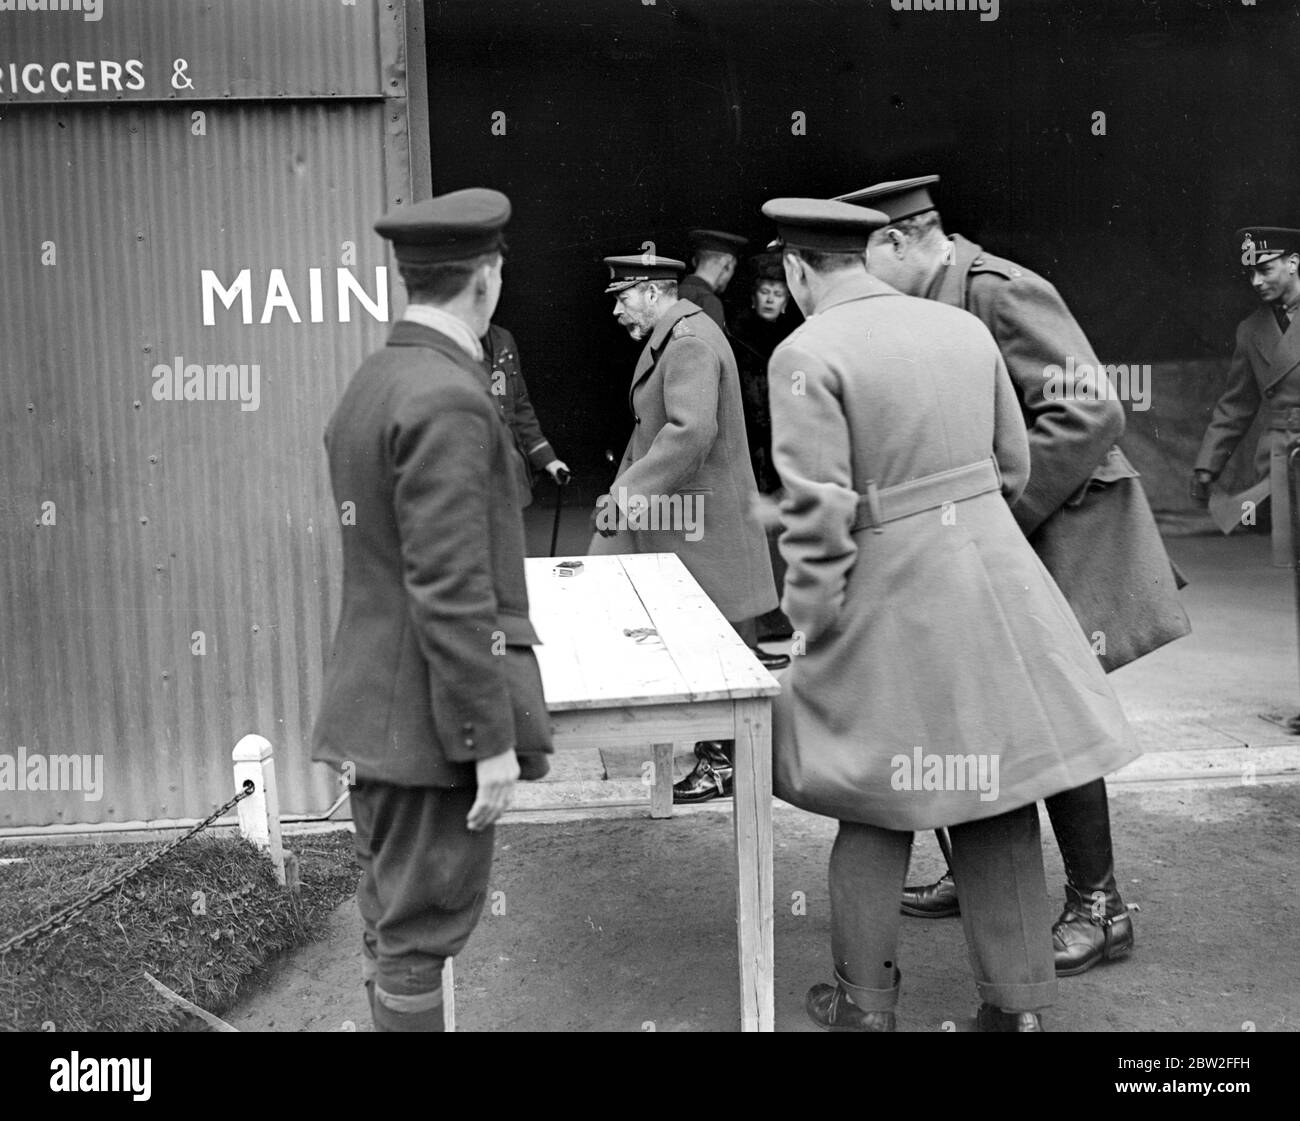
[0,60,400,823]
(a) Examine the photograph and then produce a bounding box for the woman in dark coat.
[729,254,802,639]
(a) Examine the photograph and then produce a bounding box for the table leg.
[442,958,455,1032]
[732,697,774,1031]
[650,742,674,819]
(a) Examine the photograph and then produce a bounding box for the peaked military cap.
[374,188,511,265]
[833,175,941,223]
[761,198,888,253]
[688,229,749,256]
[603,255,686,294]
[1238,226,1300,268]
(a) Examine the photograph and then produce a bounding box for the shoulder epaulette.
[969,254,1023,281]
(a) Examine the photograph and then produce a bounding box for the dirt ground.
[227,779,1297,1033]
[227,532,1299,1033]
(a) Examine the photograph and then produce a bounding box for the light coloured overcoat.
[1195,304,1300,481]
[1195,304,1300,564]
[590,300,776,622]
[768,274,1138,830]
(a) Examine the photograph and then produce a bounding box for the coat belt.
[1268,405,1300,431]
[851,458,1002,534]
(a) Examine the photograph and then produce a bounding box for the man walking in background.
[1191,226,1300,567]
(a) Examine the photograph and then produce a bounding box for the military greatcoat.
[1195,304,1300,565]
[930,234,1189,671]
[768,275,1138,830]
[589,300,776,623]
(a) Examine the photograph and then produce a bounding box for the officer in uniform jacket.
[1192,226,1300,567]
[840,175,1187,977]
[480,323,568,507]
[313,190,552,1031]
[761,197,1138,1031]
[677,229,748,331]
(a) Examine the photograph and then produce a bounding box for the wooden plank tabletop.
[524,553,781,711]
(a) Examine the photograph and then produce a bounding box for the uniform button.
[635,415,641,424]
[464,738,475,748]
[1265,388,1276,398]
[461,722,473,732]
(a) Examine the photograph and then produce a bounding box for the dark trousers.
[830,803,1057,1013]
[757,519,792,639]
[351,781,495,1031]
[1044,777,1116,889]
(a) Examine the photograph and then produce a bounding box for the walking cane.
[1288,443,1300,734]
[934,827,955,870]
[548,466,572,558]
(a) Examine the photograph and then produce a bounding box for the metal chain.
[0,781,256,958]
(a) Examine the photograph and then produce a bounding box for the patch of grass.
[0,830,359,1032]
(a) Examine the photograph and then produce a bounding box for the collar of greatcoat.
[807,271,899,317]
[645,298,703,352]
[627,299,705,405]
[1243,304,1300,388]
[927,233,984,308]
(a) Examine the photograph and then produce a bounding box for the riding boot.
[1045,779,1134,976]
[673,740,734,803]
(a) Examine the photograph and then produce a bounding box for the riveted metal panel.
[0,100,395,825]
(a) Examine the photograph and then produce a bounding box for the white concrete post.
[232,734,287,886]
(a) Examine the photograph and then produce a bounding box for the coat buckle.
[865,481,885,534]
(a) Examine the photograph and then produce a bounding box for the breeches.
[350,781,495,1018]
